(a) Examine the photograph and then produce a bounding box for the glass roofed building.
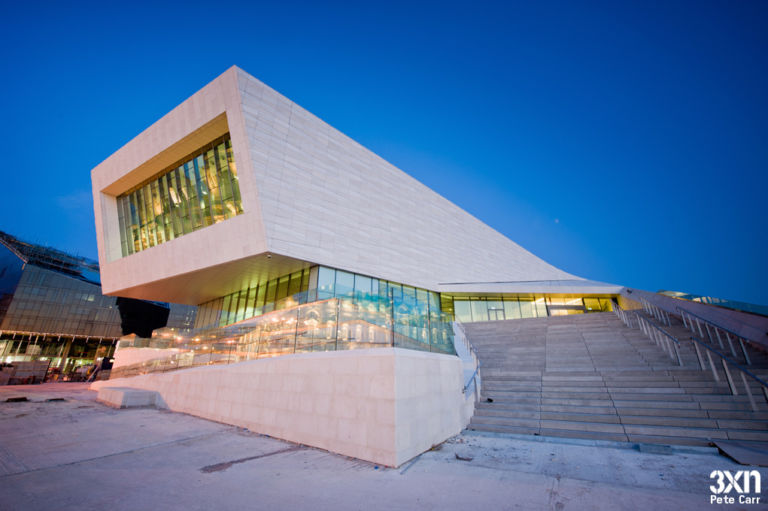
[0,231,196,377]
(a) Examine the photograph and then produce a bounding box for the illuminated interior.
[116,134,243,256]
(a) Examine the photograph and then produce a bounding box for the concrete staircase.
[465,312,768,446]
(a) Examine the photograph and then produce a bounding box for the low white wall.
[92,348,467,467]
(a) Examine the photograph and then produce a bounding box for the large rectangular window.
[116,134,243,257]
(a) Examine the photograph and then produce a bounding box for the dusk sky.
[1,1,766,304]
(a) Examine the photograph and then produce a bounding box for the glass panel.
[471,301,487,322]
[276,275,290,303]
[220,294,232,326]
[519,298,536,318]
[454,301,472,323]
[288,271,303,297]
[487,300,504,321]
[354,274,373,301]
[503,299,521,319]
[264,279,278,313]
[334,271,354,298]
[225,139,243,214]
[317,267,335,299]
[583,298,601,312]
[255,284,266,316]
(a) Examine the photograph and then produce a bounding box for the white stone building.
[90,66,621,466]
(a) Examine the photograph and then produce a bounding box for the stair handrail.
[687,332,768,411]
[640,297,671,326]
[635,313,684,366]
[611,300,637,328]
[617,299,768,411]
[676,307,757,365]
[453,321,481,401]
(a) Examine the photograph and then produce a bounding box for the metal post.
[693,342,706,371]
[740,372,758,412]
[704,323,717,346]
[293,304,301,354]
[738,338,752,366]
[695,318,705,339]
[336,298,342,351]
[706,350,720,382]
[673,343,683,366]
[721,360,738,396]
[722,331,737,359]
[389,290,395,348]
[681,311,688,329]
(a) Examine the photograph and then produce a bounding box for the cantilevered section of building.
[92,66,620,328]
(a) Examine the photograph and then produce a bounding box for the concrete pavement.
[0,383,764,510]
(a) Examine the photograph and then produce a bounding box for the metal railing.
[640,297,671,327]
[636,314,683,366]
[612,300,638,328]
[613,300,682,365]
[614,300,768,411]
[678,307,756,366]
[453,321,481,403]
[688,333,768,411]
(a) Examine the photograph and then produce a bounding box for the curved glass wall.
[194,265,454,355]
[116,134,243,257]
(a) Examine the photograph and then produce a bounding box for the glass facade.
[193,264,620,359]
[114,291,455,379]
[194,266,455,354]
[0,232,199,377]
[441,294,613,323]
[196,268,313,328]
[314,267,451,352]
[2,265,121,338]
[116,134,243,257]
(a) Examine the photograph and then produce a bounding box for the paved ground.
[0,384,765,510]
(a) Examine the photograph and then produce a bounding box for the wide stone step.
[540,386,609,394]
[726,430,768,442]
[540,404,617,414]
[483,384,542,392]
[715,419,768,431]
[478,396,540,406]
[619,415,718,428]
[536,428,628,443]
[539,419,625,434]
[615,406,708,418]
[540,411,620,424]
[466,423,540,436]
[540,391,613,400]
[622,424,729,439]
[473,408,540,419]
[708,410,768,420]
[470,416,539,429]
[542,397,617,407]
[612,399,698,409]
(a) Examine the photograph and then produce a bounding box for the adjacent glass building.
[0,231,197,377]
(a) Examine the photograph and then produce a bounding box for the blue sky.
[1,1,766,304]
